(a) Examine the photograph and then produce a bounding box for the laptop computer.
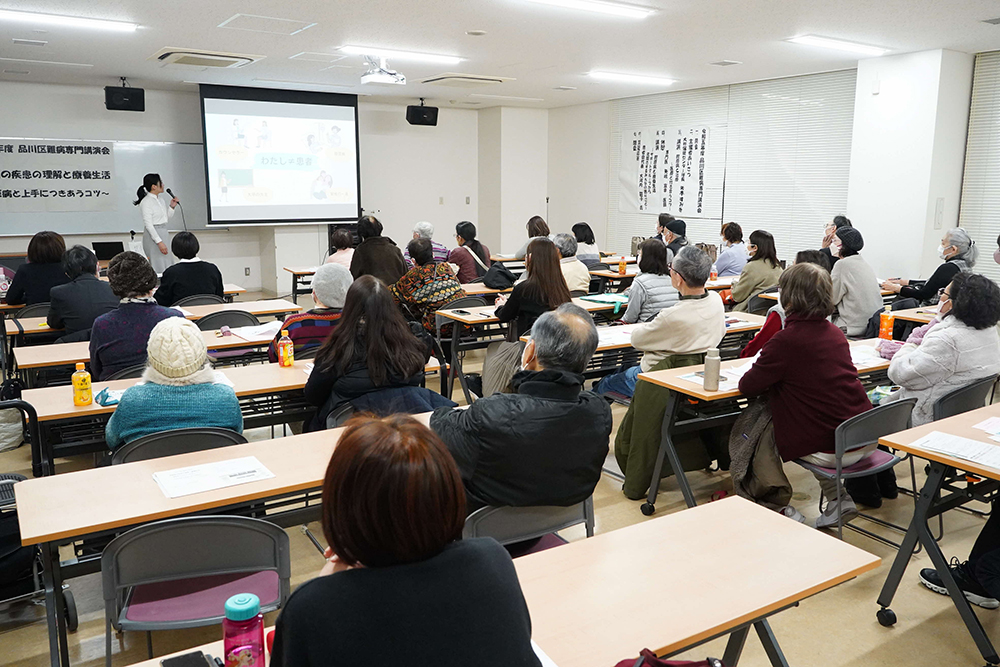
[92,241,125,261]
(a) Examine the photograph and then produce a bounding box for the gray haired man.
[403,221,450,265]
[553,232,593,293]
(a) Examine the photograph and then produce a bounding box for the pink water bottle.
[223,593,265,667]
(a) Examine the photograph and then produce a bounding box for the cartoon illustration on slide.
[232,119,247,148]
[326,125,342,148]
[311,171,333,199]
[219,171,228,202]
[256,120,271,149]
[307,134,323,154]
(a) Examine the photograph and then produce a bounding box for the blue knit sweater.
[89,302,182,380]
[104,382,244,450]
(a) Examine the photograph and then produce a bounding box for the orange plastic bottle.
[878,306,894,340]
[618,256,626,276]
[277,330,295,367]
[72,363,92,406]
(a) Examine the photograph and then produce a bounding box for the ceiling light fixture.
[0,9,137,32]
[470,93,545,101]
[787,35,887,57]
[588,70,675,86]
[519,0,654,20]
[0,56,92,67]
[339,45,461,65]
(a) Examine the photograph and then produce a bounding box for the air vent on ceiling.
[709,60,743,67]
[150,48,264,69]
[290,52,347,63]
[3,69,29,74]
[218,14,316,35]
[420,72,514,87]
[12,39,47,47]
[554,85,577,91]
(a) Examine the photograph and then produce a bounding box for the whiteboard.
[0,140,208,236]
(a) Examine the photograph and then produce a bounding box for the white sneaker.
[779,506,806,523]
[813,496,859,530]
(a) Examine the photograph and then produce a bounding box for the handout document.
[153,456,275,499]
[909,431,1000,470]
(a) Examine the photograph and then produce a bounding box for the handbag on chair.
[614,649,724,667]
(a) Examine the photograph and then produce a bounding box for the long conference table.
[0,283,247,314]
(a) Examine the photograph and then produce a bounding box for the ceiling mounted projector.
[360,55,405,85]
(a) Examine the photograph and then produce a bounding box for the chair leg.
[106,619,112,667]
[146,631,153,659]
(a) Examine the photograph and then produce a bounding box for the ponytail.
[133,172,162,206]
[456,221,489,275]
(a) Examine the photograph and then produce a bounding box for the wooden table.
[760,288,894,301]
[461,282,512,296]
[599,254,637,265]
[706,277,736,291]
[125,497,880,667]
[891,306,937,326]
[636,339,889,513]
[590,265,639,292]
[875,403,1000,665]
[282,266,316,304]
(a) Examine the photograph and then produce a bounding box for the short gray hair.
[945,227,979,267]
[553,233,578,258]
[671,245,712,287]
[530,303,598,373]
[413,221,435,239]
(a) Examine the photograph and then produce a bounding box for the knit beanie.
[108,251,157,298]
[312,263,353,309]
[836,226,864,253]
[146,317,208,379]
[665,219,687,237]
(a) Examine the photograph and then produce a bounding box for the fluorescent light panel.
[470,93,545,101]
[787,35,887,57]
[339,45,461,65]
[588,70,675,86]
[0,9,136,32]
[0,57,92,67]
[520,0,653,19]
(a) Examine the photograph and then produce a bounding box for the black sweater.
[494,282,560,340]
[4,262,69,305]
[270,538,541,667]
[899,260,962,304]
[154,260,224,306]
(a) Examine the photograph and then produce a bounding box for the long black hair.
[748,230,780,269]
[133,173,161,206]
[314,276,427,385]
[455,221,488,273]
[572,222,596,245]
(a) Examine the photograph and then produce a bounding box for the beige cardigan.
[731,260,783,313]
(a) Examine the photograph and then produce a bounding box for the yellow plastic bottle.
[878,306,894,340]
[72,362,92,406]
[277,330,295,368]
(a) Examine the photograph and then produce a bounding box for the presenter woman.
[133,173,179,274]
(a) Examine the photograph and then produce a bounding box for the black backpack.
[483,264,517,290]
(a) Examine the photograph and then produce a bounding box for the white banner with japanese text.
[0,139,115,212]
[619,126,721,218]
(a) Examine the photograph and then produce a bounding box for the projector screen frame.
[199,83,362,226]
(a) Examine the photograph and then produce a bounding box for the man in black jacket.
[47,245,118,341]
[431,303,612,511]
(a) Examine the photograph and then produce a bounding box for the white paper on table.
[532,640,559,667]
[910,431,1000,470]
[174,307,194,317]
[598,324,640,347]
[678,372,741,393]
[974,417,1000,436]
[303,362,314,376]
[850,346,884,370]
[152,456,276,499]
[230,320,283,343]
[212,371,235,387]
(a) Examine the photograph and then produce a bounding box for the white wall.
[547,102,611,246]
[846,49,974,279]
[477,108,503,253]
[498,108,549,254]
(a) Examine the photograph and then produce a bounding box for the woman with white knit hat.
[104,317,243,450]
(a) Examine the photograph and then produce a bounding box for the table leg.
[722,626,749,666]
[642,392,694,514]
[290,274,298,304]
[41,541,69,667]
[877,462,1000,665]
[753,620,790,667]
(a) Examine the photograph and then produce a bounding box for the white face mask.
[938,245,948,260]
[720,236,728,247]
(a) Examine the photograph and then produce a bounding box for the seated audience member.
[740,250,830,358]
[885,272,1000,426]
[654,213,674,244]
[513,216,550,260]
[820,215,852,268]
[738,262,873,528]
[4,230,69,305]
[620,238,677,324]
[495,238,570,339]
[391,238,466,333]
[269,415,541,667]
[431,304,612,511]
[731,230,783,313]
[268,263,352,363]
[449,221,491,283]
[304,276,431,431]
[716,222,749,278]
[104,318,242,449]
[326,228,355,269]
[47,245,118,339]
[350,215,408,285]
[660,217,689,258]
[882,227,977,304]
[572,222,601,264]
[553,233,592,294]
[402,221,450,266]
[153,231,224,306]
[598,246,724,398]
[830,227,883,337]
[89,252,182,381]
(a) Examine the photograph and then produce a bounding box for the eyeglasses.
[938,288,951,300]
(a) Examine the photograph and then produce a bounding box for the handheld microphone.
[165,188,187,231]
[166,188,177,199]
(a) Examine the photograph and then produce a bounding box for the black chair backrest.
[444,295,488,310]
[745,292,773,316]
[15,302,49,319]
[296,346,320,360]
[106,363,147,381]
[326,403,355,429]
[173,294,226,307]
[570,290,588,298]
[835,398,917,457]
[111,427,248,464]
[195,310,260,331]
[933,375,999,421]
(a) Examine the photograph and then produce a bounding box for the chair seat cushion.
[123,570,278,625]
[796,449,899,479]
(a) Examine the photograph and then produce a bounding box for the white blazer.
[139,192,175,244]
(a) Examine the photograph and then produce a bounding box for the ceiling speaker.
[105,86,145,112]
[406,105,438,126]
